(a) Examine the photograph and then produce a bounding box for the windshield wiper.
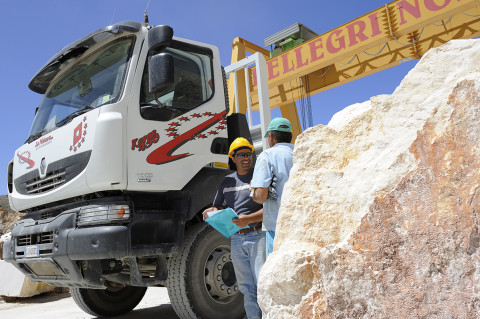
[25,129,47,144]
[56,106,94,128]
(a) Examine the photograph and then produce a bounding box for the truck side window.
[140,46,213,121]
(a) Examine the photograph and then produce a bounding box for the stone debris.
[0,232,11,260]
[258,39,480,318]
[0,196,23,260]
[0,196,55,298]
[0,196,23,239]
[0,261,56,298]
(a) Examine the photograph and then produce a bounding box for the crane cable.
[392,27,424,46]
[296,76,313,130]
[305,75,313,128]
[295,78,305,130]
[433,16,453,26]
[464,12,480,17]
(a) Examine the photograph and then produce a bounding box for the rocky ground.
[0,195,23,258]
[0,287,177,318]
[0,195,23,257]
[0,195,23,236]
[0,195,27,304]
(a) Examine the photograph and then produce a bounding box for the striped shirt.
[213,170,262,228]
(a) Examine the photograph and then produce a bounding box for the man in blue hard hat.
[251,118,294,257]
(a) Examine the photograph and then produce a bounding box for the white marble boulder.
[258,39,480,318]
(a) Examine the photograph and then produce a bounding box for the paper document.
[205,208,249,238]
[206,210,221,218]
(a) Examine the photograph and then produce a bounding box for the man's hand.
[232,209,263,228]
[232,214,251,228]
[202,207,218,221]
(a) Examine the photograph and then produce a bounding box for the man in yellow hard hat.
[203,137,265,319]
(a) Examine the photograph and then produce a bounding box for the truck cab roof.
[29,21,143,94]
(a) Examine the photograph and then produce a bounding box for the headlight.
[77,204,130,226]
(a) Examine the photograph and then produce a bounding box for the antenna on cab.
[110,8,116,25]
[144,0,151,26]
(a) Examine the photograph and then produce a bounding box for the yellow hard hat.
[228,137,254,159]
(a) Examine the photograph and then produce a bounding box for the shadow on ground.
[111,304,179,319]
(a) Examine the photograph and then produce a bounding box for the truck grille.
[26,169,66,194]
[41,211,56,219]
[17,231,54,246]
[14,151,91,195]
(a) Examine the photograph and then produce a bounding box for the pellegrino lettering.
[252,0,464,86]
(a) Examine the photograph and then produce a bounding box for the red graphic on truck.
[17,151,35,169]
[131,130,160,151]
[147,110,227,165]
[69,116,88,152]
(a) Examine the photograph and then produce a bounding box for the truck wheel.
[167,223,245,319]
[70,284,147,317]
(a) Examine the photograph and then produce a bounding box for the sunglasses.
[235,152,253,158]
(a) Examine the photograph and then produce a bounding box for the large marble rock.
[258,39,480,318]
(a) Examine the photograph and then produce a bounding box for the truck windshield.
[28,37,134,139]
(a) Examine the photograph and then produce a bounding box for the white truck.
[3,20,271,318]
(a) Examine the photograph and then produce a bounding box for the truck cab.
[4,21,254,319]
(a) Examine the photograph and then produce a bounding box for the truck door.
[126,39,228,191]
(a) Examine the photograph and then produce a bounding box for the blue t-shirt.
[213,170,262,228]
[251,143,294,232]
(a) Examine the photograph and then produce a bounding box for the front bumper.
[2,201,185,288]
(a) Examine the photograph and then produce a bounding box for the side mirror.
[148,25,173,52]
[149,53,174,95]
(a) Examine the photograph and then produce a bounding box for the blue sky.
[0,0,419,195]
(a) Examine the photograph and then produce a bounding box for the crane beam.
[230,0,480,111]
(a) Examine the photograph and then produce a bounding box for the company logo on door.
[69,116,88,152]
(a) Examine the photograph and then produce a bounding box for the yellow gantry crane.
[228,0,480,140]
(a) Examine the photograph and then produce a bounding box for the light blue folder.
[205,208,249,238]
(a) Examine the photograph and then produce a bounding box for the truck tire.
[70,285,147,317]
[167,223,245,319]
